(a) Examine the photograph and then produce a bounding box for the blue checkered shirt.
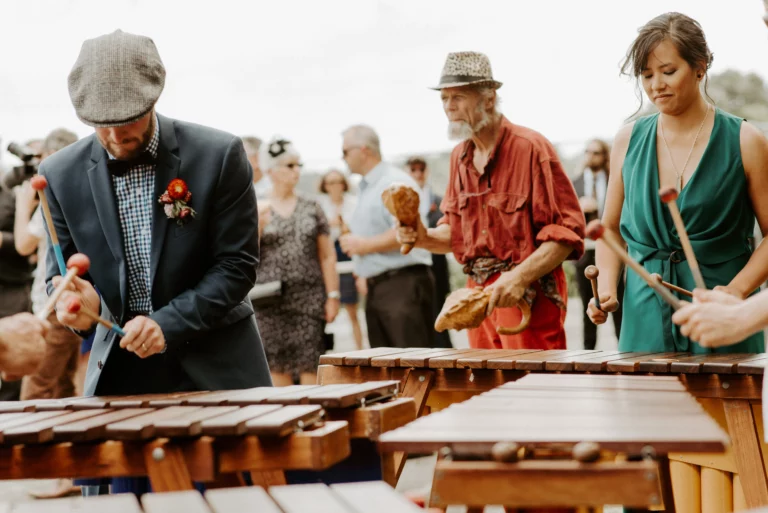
[110,120,160,314]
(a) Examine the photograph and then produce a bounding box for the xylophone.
[378,373,730,511]
[319,348,768,510]
[0,481,424,513]
[0,382,415,491]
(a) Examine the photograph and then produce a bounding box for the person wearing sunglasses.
[339,125,436,349]
[255,136,340,385]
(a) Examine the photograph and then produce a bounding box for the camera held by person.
[1,142,41,191]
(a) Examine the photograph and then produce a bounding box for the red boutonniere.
[159,178,196,225]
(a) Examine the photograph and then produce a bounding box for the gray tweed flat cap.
[68,30,165,127]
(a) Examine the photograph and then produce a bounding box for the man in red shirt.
[398,51,585,350]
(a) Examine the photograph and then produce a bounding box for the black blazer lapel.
[150,115,181,294]
[86,140,128,318]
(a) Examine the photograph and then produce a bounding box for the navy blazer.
[41,114,271,395]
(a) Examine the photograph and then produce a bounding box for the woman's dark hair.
[319,169,349,194]
[621,12,714,118]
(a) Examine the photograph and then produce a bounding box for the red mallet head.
[585,220,605,241]
[66,254,91,275]
[659,186,679,203]
[65,296,82,314]
[30,175,48,191]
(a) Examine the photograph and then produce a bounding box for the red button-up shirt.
[439,117,585,265]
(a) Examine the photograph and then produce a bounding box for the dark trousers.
[431,254,453,348]
[574,250,623,350]
[366,265,435,348]
[0,282,32,401]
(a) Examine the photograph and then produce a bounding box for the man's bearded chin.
[447,110,491,141]
[448,121,474,141]
[98,116,155,160]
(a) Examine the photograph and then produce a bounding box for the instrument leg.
[658,456,677,513]
[143,440,194,492]
[390,368,435,485]
[724,400,768,507]
[250,470,287,487]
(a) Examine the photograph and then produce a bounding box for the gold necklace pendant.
[660,103,711,192]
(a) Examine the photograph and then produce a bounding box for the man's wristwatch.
[327,291,341,300]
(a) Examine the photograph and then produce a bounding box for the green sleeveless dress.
[619,108,764,353]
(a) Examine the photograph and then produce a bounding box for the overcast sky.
[1,0,767,172]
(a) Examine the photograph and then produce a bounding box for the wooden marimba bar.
[318,348,768,510]
[379,373,730,511]
[0,481,424,513]
[0,382,415,491]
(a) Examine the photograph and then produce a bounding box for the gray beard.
[447,110,492,141]
[448,121,474,141]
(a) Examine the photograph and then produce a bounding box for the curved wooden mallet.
[650,273,693,298]
[584,265,604,312]
[434,287,531,335]
[496,300,532,335]
[381,183,420,255]
[30,176,66,275]
[659,187,707,291]
[586,221,683,310]
[38,253,90,320]
[65,296,126,337]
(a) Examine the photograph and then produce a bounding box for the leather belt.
[367,264,429,287]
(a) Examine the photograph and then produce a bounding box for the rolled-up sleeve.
[532,157,586,260]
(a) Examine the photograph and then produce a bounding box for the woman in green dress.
[587,12,768,353]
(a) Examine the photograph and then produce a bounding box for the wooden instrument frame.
[318,348,768,509]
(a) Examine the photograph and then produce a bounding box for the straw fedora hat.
[431,51,502,90]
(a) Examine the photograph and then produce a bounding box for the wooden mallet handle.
[659,187,707,291]
[30,175,66,275]
[65,297,125,336]
[38,253,90,320]
[586,221,683,310]
[650,273,693,298]
[584,265,604,312]
[338,215,351,236]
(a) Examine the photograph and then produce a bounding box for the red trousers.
[467,273,567,350]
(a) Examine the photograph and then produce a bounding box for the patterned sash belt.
[463,257,566,310]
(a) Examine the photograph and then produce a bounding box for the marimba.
[0,382,415,491]
[0,481,423,513]
[378,373,730,511]
[318,348,768,510]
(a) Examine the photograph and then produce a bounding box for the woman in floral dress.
[255,137,340,385]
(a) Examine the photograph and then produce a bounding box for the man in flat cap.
[40,29,271,492]
[398,51,585,350]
